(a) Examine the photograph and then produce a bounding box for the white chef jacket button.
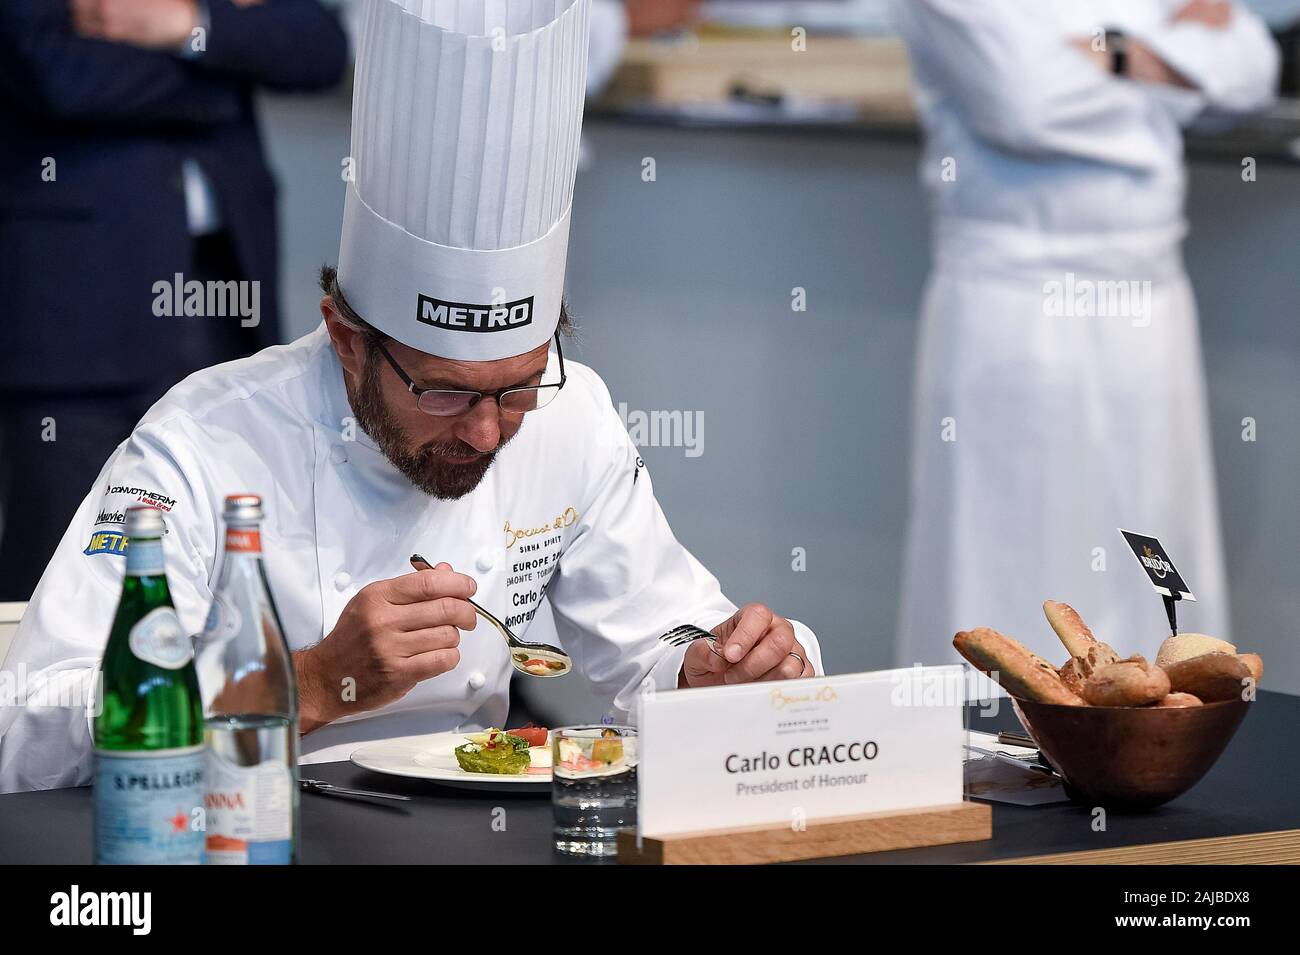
[468,671,486,690]
[330,445,348,465]
[475,551,495,572]
[333,571,351,591]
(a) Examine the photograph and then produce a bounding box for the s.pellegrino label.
[195,495,300,865]
[94,506,205,864]
[94,748,205,865]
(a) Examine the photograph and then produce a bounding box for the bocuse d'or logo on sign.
[416,294,533,333]
[769,684,838,711]
[1140,545,1174,579]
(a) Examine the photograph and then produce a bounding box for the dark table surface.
[2,691,1295,865]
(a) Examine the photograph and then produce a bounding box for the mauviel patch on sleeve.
[85,483,177,556]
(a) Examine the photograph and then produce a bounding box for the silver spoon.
[409,554,572,678]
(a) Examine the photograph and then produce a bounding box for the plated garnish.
[506,725,548,748]
[452,727,551,776]
[453,729,531,775]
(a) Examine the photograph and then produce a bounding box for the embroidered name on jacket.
[501,506,578,629]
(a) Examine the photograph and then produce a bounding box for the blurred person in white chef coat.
[892,1,1278,665]
[0,0,819,794]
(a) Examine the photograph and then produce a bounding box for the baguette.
[1042,600,1097,659]
[1082,656,1170,707]
[953,628,1084,705]
[1163,652,1252,703]
[1042,600,1119,676]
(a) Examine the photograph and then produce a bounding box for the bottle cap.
[124,505,166,539]
[223,494,264,525]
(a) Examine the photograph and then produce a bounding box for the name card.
[636,667,965,839]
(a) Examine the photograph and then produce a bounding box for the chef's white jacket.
[893,0,1277,666]
[0,326,822,792]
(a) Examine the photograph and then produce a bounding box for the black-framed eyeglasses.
[373,333,567,417]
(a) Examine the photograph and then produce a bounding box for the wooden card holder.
[617,800,991,865]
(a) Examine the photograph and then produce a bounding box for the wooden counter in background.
[598,34,917,125]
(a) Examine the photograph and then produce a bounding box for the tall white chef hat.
[337,0,591,361]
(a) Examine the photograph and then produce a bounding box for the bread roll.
[1059,657,1086,696]
[1153,692,1203,708]
[953,628,1084,705]
[1154,633,1236,669]
[1082,657,1171,707]
[1079,640,1120,676]
[1238,653,1263,684]
[1163,652,1252,703]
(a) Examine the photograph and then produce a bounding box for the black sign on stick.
[1119,529,1195,635]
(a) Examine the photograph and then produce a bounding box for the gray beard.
[345,352,510,500]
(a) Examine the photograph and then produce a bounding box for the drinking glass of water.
[552,725,638,857]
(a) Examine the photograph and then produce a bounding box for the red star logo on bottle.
[170,811,188,833]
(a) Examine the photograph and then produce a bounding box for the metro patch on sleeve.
[84,531,129,557]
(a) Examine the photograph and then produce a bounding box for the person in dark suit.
[0,0,347,599]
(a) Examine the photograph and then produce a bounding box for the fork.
[299,778,412,802]
[658,624,724,657]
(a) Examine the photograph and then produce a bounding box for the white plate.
[350,730,551,792]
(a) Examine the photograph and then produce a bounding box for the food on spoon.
[513,652,568,676]
[454,728,531,775]
[1163,652,1253,703]
[1154,633,1236,669]
[1153,692,1203,708]
[1081,656,1170,707]
[953,627,1084,705]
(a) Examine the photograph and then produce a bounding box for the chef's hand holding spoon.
[410,554,573,678]
[295,562,477,733]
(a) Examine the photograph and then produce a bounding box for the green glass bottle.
[93,505,205,864]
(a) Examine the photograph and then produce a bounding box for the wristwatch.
[1105,28,1129,76]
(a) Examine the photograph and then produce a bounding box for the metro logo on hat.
[337,0,591,361]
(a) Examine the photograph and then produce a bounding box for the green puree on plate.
[454,729,531,775]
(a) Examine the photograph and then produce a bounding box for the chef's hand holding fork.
[679,603,811,688]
